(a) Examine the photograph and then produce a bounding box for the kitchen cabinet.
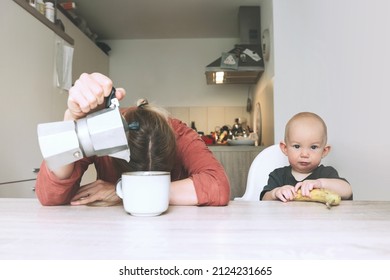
[55,10,109,81]
[0,181,36,198]
[0,1,107,197]
[208,145,264,200]
[1,1,59,187]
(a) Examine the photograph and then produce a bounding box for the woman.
[35,73,230,206]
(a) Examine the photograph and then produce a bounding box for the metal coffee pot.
[37,88,135,170]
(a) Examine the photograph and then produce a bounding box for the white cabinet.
[0,181,36,198]
[56,10,109,81]
[0,1,60,185]
[0,1,107,197]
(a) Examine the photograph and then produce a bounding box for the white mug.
[116,171,170,216]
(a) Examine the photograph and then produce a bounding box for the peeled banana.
[293,188,341,209]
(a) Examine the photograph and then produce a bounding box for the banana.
[293,188,341,209]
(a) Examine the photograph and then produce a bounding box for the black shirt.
[259,164,348,200]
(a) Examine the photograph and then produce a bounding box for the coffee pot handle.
[105,87,117,108]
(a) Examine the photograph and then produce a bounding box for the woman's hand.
[70,179,122,206]
[65,73,126,121]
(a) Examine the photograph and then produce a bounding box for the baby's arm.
[262,185,296,202]
[295,178,352,200]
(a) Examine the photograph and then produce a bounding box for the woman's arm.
[35,158,91,205]
[171,119,230,206]
[50,73,126,180]
[35,73,126,205]
[169,178,198,205]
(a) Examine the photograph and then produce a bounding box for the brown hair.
[112,101,176,173]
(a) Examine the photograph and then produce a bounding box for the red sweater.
[35,118,230,206]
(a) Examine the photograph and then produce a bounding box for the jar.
[29,0,36,8]
[36,0,45,15]
[45,2,55,23]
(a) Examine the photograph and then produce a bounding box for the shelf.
[13,0,74,45]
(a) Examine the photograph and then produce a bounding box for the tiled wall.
[166,106,251,135]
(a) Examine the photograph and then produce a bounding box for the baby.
[260,112,353,202]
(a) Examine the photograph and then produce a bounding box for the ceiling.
[58,0,261,40]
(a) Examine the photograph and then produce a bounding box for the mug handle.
[116,179,123,199]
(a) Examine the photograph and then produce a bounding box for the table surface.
[1,198,390,260]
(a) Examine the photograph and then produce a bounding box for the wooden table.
[1,198,389,260]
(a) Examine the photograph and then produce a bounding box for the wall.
[166,106,250,135]
[272,0,390,200]
[106,38,250,106]
[251,0,275,146]
[104,38,256,133]
[104,0,276,136]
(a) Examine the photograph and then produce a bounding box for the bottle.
[60,2,76,10]
[231,118,243,138]
[36,0,45,15]
[190,121,197,132]
[29,0,36,8]
[45,2,55,23]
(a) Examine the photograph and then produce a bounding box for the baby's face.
[284,120,328,174]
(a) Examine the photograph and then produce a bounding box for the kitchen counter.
[208,144,262,152]
[1,198,390,260]
[208,145,264,199]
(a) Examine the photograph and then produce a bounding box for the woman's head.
[112,99,176,173]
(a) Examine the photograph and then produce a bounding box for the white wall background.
[272,0,390,200]
[251,0,275,146]
[106,38,252,107]
[105,0,276,143]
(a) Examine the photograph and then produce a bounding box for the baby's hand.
[273,185,296,202]
[294,180,322,197]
